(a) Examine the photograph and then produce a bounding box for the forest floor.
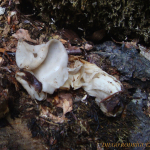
[0,1,150,150]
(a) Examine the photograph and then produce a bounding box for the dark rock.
[127,89,150,150]
[94,41,150,81]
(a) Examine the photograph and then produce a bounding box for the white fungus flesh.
[15,39,68,100]
[62,57,122,104]
[15,72,47,101]
[32,39,68,94]
[16,39,49,70]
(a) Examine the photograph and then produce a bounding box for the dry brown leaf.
[2,24,10,36]
[139,44,150,61]
[38,34,46,44]
[48,113,65,123]
[84,43,93,51]
[0,47,16,53]
[80,43,93,51]
[0,39,17,53]
[7,11,17,25]
[57,93,73,115]
[0,57,4,64]
[0,48,6,53]
[40,93,73,123]
[40,106,66,123]
[12,29,37,43]
[66,43,82,54]
[112,38,139,49]
[0,0,8,6]
[2,39,18,52]
[59,38,82,54]
[57,29,81,44]
[0,48,15,59]
[63,99,72,114]
[59,39,67,44]
[14,0,20,4]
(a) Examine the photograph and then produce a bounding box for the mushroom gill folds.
[15,39,123,116]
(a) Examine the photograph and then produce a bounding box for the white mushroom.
[15,38,123,116]
[16,39,48,70]
[15,71,47,101]
[32,39,68,94]
[61,56,123,116]
[62,57,122,102]
[15,39,68,100]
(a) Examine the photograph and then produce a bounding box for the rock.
[127,89,150,150]
[94,41,150,81]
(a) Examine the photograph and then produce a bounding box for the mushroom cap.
[16,39,68,97]
[32,39,68,94]
[16,39,48,70]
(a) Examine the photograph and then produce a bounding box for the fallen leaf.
[59,38,82,54]
[112,38,139,49]
[57,93,73,115]
[0,48,15,60]
[0,48,6,53]
[38,34,46,44]
[80,42,93,51]
[139,44,150,61]
[0,0,7,7]
[40,93,73,123]
[12,29,37,43]
[2,39,17,52]
[7,11,17,25]
[0,39,17,53]
[40,106,66,123]
[58,29,82,45]
[59,38,67,44]
[66,42,82,54]
[14,0,20,4]
[0,57,4,64]
[2,24,10,36]
[84,43,93,51]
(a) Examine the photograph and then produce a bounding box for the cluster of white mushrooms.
[15,39,123,117]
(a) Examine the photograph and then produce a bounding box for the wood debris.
[112,38,139,49]
[12,29,37,43]
[40,93,73,123]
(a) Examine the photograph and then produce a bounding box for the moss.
[26,0,150,42]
